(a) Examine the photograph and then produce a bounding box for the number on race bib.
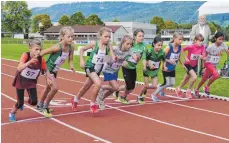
[190,54,199,60]
[20,67,40,79]
[148,61,160,68]
[92,54,106,64]
[208,56,220,64]
[170,53,180,61]
[26,71,35,77]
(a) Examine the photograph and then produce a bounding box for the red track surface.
[1,59,229,143]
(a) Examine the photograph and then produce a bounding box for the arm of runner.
[17,53,38,72]
[79,41,95,69]
[69,44,75,73]
[164,46,176,65]
[41,58,52,85]
[108,44,116,62]
[181,47,190,63]
[143,60,147,71]
[40,44,60,56]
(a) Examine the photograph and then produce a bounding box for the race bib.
[111,62,122,70]
[190,54,200,60]
[53,53,69,72]
[208,56,221,64]
[170,53,180,61]
[20,67,40,79]
[92,54,107,64]
[148,60,160,68]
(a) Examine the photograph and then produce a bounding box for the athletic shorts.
[143,69,159,78]
[103,72,118,81]
[184,64,198,74]
[85,67,101,77]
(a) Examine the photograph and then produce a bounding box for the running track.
[1,59,229,143]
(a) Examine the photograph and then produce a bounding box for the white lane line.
[2,73,229,142]
[1,93,112,143]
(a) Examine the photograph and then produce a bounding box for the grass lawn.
[1,43,229,97]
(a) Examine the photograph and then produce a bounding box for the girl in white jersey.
[194,32,229,97]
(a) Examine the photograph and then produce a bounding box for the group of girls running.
[9,26,229,122]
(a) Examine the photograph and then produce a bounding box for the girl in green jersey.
[37,27,75,118]
[71,27,115,113]
[137,36,165,104]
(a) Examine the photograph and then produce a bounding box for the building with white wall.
[105,22,157,44]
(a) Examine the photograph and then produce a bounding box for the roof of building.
[44,25,125,33]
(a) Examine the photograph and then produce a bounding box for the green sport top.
[144,48,165,74]
[46,43,72,73]
[125,42,146,69]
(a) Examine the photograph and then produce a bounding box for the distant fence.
[1,40,59,45]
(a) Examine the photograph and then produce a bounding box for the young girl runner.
[194,32,229,97]
[9,39,51,122]
[113,29,146,104]
[137,36,165,104]
[96,35,133,109]
[175,34,206,98]
[151,32,185,102]
[71,27,115,113]
[37,26,75,118]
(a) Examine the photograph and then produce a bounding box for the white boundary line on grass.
[2,70,229,118]
[2,73,229,142]
[1,93,112,143]
[2,58,229,101]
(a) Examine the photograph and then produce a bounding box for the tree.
[208,22,222,34]
[164,20,178,29]
[150,16,165,34]
[84,14,104,25]
[2,1,32,37]
[32,14,52,33]
[70,11,85,25]
[224,25,229,41]
[112,19,119,22]
[59,15,71,26]
[178,23,192,29]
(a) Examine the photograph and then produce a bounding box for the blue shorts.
[103,72,118,81]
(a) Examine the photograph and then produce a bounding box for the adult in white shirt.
[190,15,212,76]
[190,15,211,47]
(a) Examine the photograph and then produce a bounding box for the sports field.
[1,42,229,97]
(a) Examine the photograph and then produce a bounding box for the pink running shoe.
[71,98,78,112]
[193,89,200,98]
[203,86,210,95]
[185,89,192,98]
[175,87,183,97]
[90,104,99,113]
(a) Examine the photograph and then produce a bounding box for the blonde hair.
[118,35,133,49]
[170,32,183,43]
[29,39,42,49]
[59,26,74,41]
[99,27,112,37]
